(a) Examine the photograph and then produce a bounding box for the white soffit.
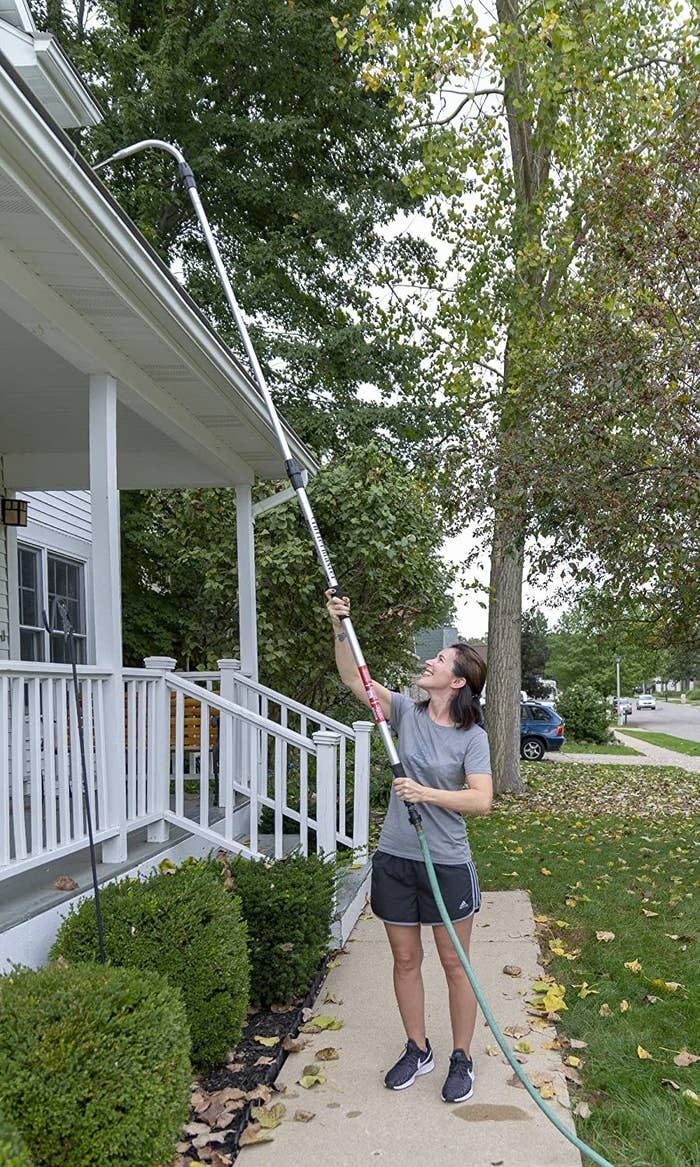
[0,19,101,127]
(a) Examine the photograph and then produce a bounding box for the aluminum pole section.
[94,140,414,816]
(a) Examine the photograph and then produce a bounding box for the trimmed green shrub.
[0,1110,33,1166]
[51,862,249,1068]
[557,683,611,743]
[212,852,335,1006]
[685,687,700,701]
[0,962,190,1167]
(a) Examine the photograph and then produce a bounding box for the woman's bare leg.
[432,916,477,1053]
[384,923,427,1048]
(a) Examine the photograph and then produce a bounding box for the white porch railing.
[0,662,121,878]
[1,658,372,881]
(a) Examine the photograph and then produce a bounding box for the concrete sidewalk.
[250,891,582,1167]
[550,733,700,774]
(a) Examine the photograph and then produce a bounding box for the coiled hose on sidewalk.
[414,817,614,1167]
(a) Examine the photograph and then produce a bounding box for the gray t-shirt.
[377,692,492,865]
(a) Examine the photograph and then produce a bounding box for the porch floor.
[0,810,369,940]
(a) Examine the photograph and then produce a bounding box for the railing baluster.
[137,681,147,819]
[10,678,27,859]
[43,678,57,851]
[127,680,137,820]
[299,743,309,857]
[83,679,96,829]
[274,736,283,859]
[94,680,108,829]
[0,676,10,866]
[175,688,184,818]
[67,677,82,839]
[56,679,71,843]
[146,680,156,817]
[200,700,210,829]
[28,677,43,853]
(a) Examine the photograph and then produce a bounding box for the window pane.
[18,548,40,626]
[51,632,86,665]
[20,628,42,661]
[48,555,85,636]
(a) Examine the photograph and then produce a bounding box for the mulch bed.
[172,958,332,1166]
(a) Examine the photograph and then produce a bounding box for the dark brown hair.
[418,643,487,730]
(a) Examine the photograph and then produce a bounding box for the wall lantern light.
[1,498,28,526]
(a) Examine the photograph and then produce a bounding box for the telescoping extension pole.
[94,139,417,822]
[94,141,614,1167]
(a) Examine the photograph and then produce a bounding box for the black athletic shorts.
[370,850,481,926]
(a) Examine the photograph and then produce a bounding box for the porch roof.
[0,52,317,491]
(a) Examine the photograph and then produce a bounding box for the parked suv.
[636,693,656,710]
[520,701,565,761]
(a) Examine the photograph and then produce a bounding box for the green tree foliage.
[334,0,698,790]
[546,593,673,697]
[31,0,441,457]
[121,445,453,710]
[520,607,549,697]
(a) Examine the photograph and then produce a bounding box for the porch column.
[89,374,127,862]
[235,484,258,681]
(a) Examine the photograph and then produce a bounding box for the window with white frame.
[18,545,87,663]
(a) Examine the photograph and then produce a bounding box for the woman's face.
[417,647,464,693]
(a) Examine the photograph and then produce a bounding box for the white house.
[0,0,372,968]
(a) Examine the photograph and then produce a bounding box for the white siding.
[17,491,92,540]
[0,459,9,659]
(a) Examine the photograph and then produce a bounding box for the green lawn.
[562,739,642,756]
[470,763,700,1167]
[621,730,700,757]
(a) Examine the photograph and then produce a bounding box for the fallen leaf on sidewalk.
[293,1110,315,1122]
[503,964,522,977]
[239,1124,274,1146]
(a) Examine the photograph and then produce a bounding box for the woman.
[326,590,492,1103]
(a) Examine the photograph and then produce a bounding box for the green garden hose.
[413,818,614,1167]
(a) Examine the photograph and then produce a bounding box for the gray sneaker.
[384,1038,434,1090]
[441,1048,474,1102]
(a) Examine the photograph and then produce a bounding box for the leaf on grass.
[254,1036,280,1047]
[238,1124,274,1146]
[565,898,577,908]
[540,868,552,876]
[661,1079,681,1091]
[641,909,658,917]
[574,1100,591,1119]
[673,1049,700,1067]
[619,1000,630,1013]
[599,1004,612,1017]
[595,931,615,942]
[649,979,685,993]
[637,1045,653,1060]
[682,1090,700,1108]
[576,982,598,999]
[570,1039,588,1050]
[624,959,642,974]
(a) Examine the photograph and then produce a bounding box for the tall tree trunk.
[487,502,525,794]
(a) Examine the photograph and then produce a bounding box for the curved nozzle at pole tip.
[93,138,187,172]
